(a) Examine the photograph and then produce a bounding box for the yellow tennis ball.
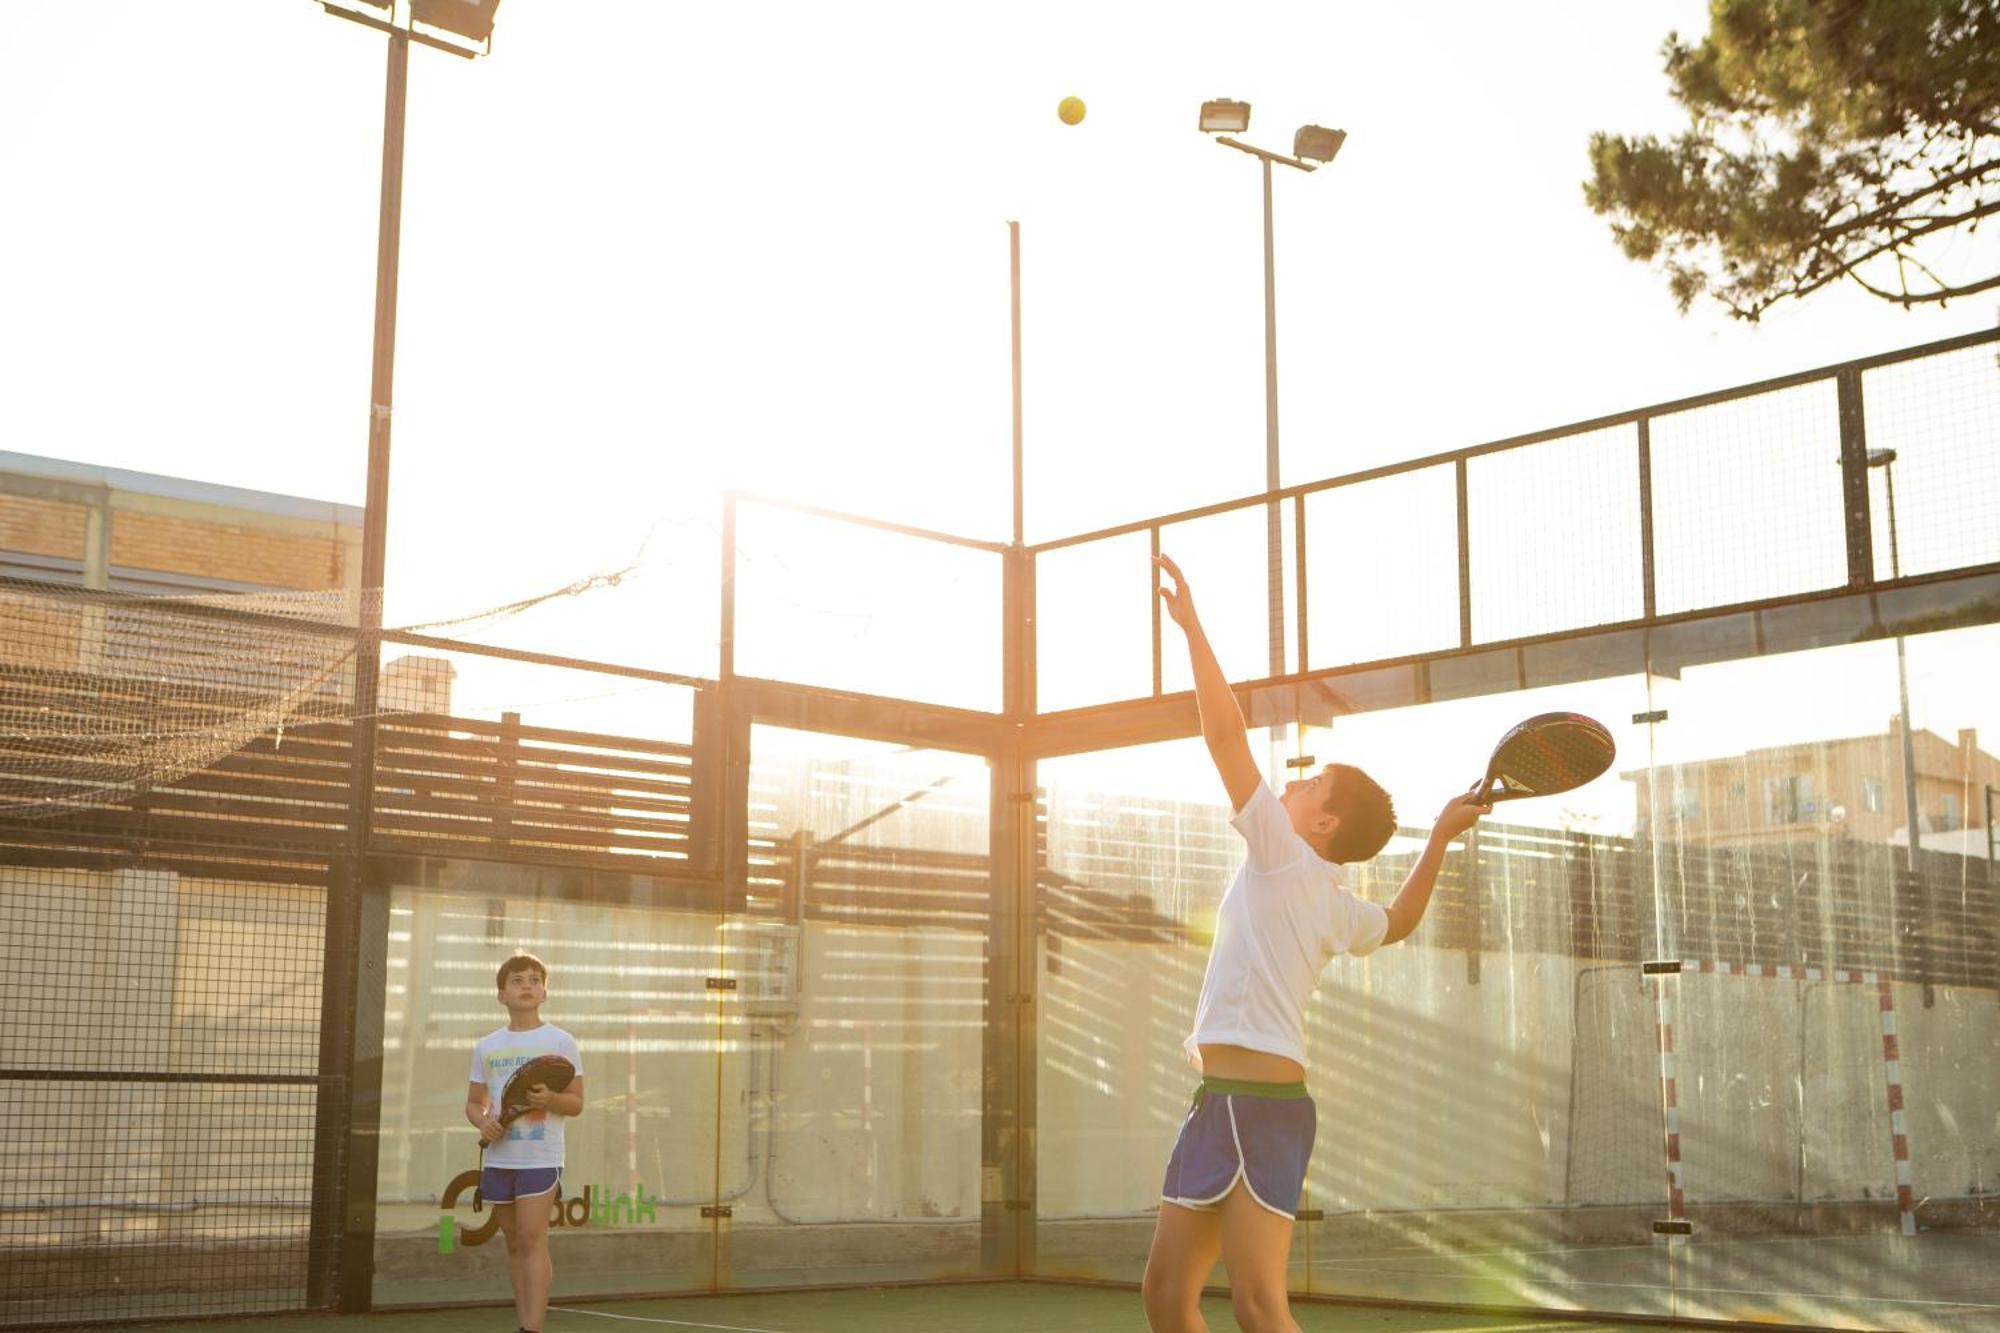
[1057,96,1086,126]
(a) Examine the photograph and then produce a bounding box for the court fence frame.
[3,327,2000,1327]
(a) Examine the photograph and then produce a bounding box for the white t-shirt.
[1184,782,1389,1071]
[469,1022,584,1169]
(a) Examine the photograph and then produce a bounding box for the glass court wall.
[1023,330,2000,1328]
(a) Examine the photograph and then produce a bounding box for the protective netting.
[0,560,652,822]
[0,584,369,821]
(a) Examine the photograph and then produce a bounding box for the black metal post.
[325,24,410,1311]
[1836,370,1876,587]
[1636,417,1656,620]
[1455,456,1472,649]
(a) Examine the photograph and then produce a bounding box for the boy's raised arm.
[1156,555,1260,814]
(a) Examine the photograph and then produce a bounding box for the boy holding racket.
[1141,555,1488,1333]
[466,951,586,1333]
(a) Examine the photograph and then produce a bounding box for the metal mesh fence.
[1857,343,2000,579]
[1467,424,1644,642]
[0,865,329,1326]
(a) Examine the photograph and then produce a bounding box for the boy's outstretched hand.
[1155,554,1198,631]
[1434,783,1494,841]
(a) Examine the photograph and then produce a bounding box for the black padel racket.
[481,1054,575,1155]
[1471,712,1615,804]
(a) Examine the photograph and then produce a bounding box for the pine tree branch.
[1746,197,2000,312]
[1846,266,2000,306]
[1821,196,2000,271]
[1814,154,2000,242]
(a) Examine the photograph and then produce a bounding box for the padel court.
[125,1282,1758,1332]
[5,330,2000,1333]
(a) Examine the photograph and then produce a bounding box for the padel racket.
[1470,712,1615,804]
[481,1053,575,1153]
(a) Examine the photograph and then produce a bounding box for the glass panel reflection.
[1036,736,1256,1285]
[717,726,991,1286]
[1029,642,2000,1329]
[1652,624,2000,1329]
[1297,683,1660,1308]
[372,864,721,1305]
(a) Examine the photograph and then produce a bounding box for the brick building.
[0,450,448,711]
[0,450,361,594]
[1630,718,2000,853]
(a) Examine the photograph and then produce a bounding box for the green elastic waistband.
[1194,1076,1309,1103]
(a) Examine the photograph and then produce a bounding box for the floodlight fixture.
[1199,99,1251,134]
[1866,448,1899,468]
[1293,124,1346,164]
[411,0,500,42]
[318,0,494,57]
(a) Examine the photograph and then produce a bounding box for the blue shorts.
[478,1166,561,1205]
[1160,1078,1315,1221]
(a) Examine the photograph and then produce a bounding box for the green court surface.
[136,1284,1678,1332]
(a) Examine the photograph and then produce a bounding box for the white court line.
[1416,1325,1585,1333]
[551,1305,788,1333]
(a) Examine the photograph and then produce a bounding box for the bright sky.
[4,1,1998,820]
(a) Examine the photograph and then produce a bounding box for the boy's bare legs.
[1142,1201,1221,1332]
[1217,1184,1301,1333]
[494,1190,555,1331]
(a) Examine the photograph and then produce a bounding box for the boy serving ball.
[466,952,585,1333]
[1141,556,1489,1333]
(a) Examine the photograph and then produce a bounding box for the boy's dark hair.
[496,952,547,991]
[1318,763,1396,864]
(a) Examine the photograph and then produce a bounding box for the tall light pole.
[1200,100,1344,766]
[1868,449,1922,877]
[1867,446,1934,1009]
[310,0,498,1310]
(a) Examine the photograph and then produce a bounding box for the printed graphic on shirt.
[483,1049,555,1143]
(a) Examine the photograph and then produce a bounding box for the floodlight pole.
[1214,136,1317,768]
[359,21,408,707]
[1261,156,1281,677]
[1871,449,1932,1007]
[310,1,485,1312]
[1873,453,1921,882]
